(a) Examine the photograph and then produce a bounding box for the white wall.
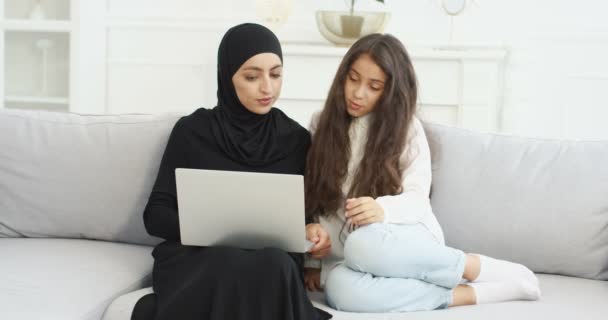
[385,0,608,140]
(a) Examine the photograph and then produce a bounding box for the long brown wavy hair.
[305,33,419,221]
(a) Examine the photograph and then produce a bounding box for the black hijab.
[210,23,306,167]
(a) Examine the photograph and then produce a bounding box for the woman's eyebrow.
[350,67,384,83]
[242,66,263,71]
[242,64,283,71]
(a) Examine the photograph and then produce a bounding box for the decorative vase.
[29,0,46,20]
[255,0,293,29]
[340,15,364,38]
[35,38,54,95]
[316,10,390,46]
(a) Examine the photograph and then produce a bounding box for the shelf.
[2,19,72,33]
[282,43,507,61]
[5,95,69,105]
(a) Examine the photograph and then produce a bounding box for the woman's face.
[343,53,386,118]
[232,52,283,115]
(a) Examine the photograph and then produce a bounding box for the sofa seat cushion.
[102,287,154,320]
[0,238,153,320]
[104,274,608,320]
[308,274,608,319]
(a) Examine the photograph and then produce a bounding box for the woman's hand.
[306,223,331,259]
[304,268,322,292]
[345,197,385,226]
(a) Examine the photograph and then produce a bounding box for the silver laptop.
[175,168,313,253]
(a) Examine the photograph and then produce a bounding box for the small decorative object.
[442,0,467,16]
[316,0,389,46]
[438,0,477,43]
[29,0,46,20]
[35,38,54,95]
[255,0,293,30]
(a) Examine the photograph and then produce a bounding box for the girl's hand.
[304,268,323,292]
[345,197,385,226]
[306,223,331,259]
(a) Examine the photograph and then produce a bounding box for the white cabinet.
[1,0,75,111]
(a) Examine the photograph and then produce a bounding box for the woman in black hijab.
[133,23,332,320]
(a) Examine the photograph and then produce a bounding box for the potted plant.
[316,0,390,46]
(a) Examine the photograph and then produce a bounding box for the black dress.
[133,108,331,320]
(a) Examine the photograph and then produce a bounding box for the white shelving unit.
[3,19,72,32]
[5,94,69,105]
[1,0,75,112]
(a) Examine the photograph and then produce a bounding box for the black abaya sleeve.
[143,118,189,241]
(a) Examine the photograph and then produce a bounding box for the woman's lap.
[149,243,327,320]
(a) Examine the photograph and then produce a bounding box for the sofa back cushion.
[0,109,181,245]
[424,122,608,280]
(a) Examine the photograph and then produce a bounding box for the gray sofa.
[1,108,607,320]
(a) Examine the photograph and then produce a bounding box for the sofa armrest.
[101,287,154,320]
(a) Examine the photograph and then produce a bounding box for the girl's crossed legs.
[325,223,540,313]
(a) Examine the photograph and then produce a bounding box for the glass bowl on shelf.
[315,10,390,46]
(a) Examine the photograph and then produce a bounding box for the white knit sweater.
[305,112,445,286]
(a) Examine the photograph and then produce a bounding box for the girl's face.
[232,52,283,115]
[344,53,387,118]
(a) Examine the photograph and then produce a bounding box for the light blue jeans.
[324,223,466,313]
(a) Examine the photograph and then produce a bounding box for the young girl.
[303,33,541,312]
